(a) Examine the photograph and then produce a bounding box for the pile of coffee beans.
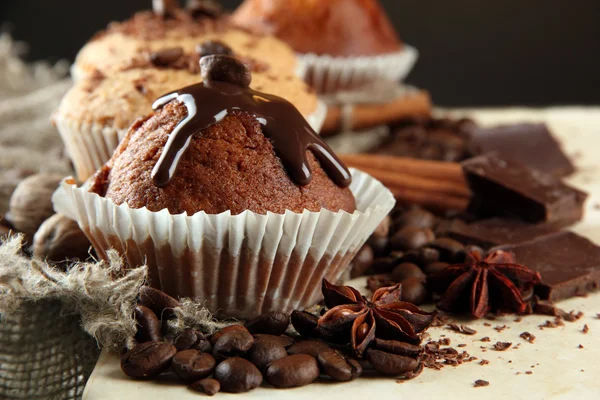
[348,205,482,305]
[122,286,424,395]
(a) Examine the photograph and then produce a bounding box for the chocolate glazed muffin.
[56,54,395,319]
[91,98,355,215]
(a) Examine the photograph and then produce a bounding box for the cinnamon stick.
[389,187,470,212]
[321,90,432,135]
[340,154,467,185]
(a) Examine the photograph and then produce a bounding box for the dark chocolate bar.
[442,217,562,248]
[495,231,600,301]
[467,123,575,178]
[462,152,587,224]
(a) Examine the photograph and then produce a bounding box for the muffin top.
[73,1,297,80]
[90,56,355,215]
[232,0,402,57]
[54,57,318,132]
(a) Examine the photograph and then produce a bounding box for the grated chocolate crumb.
[474,379,489,387]
[493,341,512,351]
[494,325,507,332]
[525,371,532,375]
[582,324,589,334]
[520,332,536,343]
[480,337,491,342]
[578,344,584,349]
[480,359,490,365]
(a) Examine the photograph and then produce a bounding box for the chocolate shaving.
[474,379,489,387]
[520,332,536,343]
[431,314,451,327]
[446,324,477,335]
[492,341,512,351]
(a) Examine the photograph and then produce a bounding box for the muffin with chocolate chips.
[54,37,323,181]
[54,55,394,319]
[72,0,298,81]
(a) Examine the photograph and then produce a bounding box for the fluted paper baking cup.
[54,101,328,183]
[52,169,394,319]
[296,45,418,95]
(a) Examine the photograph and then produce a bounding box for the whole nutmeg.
[33,214,91,262]
[9,173,64,235]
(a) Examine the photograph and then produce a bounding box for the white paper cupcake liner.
[54,101,328,183]
[296,45,418,95]
[52,169,394,319]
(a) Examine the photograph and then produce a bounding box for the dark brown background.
[1,0,599,106]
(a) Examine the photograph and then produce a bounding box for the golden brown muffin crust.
[91,101,355,215]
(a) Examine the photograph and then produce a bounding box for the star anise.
[428,249,541,319]
[317,279,436,357]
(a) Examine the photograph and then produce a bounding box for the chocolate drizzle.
[151,64,351,188]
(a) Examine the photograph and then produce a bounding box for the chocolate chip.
[134,305,163,343]
[394,209,437,230]
[138,286,180,322]
[172,349,216,382]
[265,354,320,388]
[121,341,177,379]
[253,334,295,348]
[196,40,233,58]
[317,348,362,381]
[290,311,319,337]
[390,226,435,251]
[287,340,331,358]
[245,312,290,336]
[150,47,184,67]
[391,262,425,282]
[212,326,254,359]
[366,349,419,376]
[173,329,212,352]
[247,339,288,371]
[189,378,220,396]
[214,357,263,393]
[350,244,374,278]
[400,277,429,305]
[200,55,252,87]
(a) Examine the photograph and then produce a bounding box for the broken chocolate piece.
[496,232,600,301]
[462,152,587,224]
[466,123,575,178]
[441,217,562,248]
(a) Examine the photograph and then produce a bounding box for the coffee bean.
[372,254,403,274]
[373,338,422,357]
[172,349,216,382]
[391,263,425,282]
[150,47,184,67]
[245,312,290,336]
[290,311,318,337]
[254,334,295,349]
[200,55,251,87]
[121,341,177,379]
[366,349,419,376]
[196,40,233,58]
[400,277,429,305]
[317,348,361,381]
[394,209,436,230]
[372,215,391,238]
[212,326,254,359]
[417,247,440,265]
[173,329,212,352]
[138,286,180,322]
[247,339,288,371]
[428,237,465,262]
[287,340,331,358]
[134,305,163,343]
[265,354,319,388]
[390,227,435,251]
[210,325,247,345]
[350,244,374,278]
[423,261,450,276]
[214,357,262,393]
[367,235,388,257]
[189,378,220,396]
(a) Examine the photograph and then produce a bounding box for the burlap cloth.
[0,34,100,400]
